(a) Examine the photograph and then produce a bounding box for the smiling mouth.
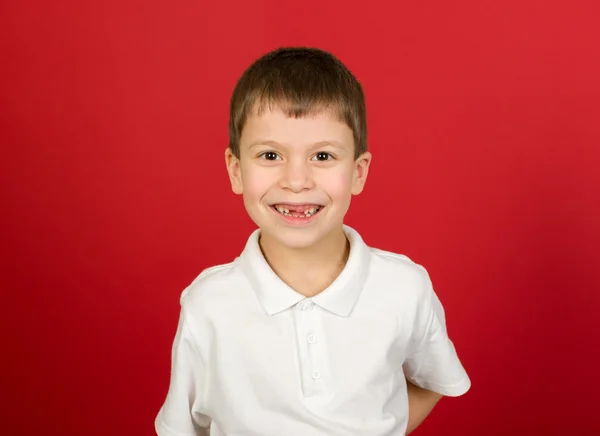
[270,204,324,218]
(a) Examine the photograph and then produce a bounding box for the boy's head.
[227,47,367,159]
[225,47,371,250]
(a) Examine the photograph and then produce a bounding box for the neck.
[259,227,350,297]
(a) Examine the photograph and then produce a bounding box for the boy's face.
[225,106,371,250]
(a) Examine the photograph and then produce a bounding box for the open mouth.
[270,204,324,218]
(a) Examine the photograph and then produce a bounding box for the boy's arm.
[402,267,471,434]
[155,307,212,436]
[405,379,444,435]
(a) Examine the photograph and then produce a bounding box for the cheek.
[318,167,354,202]
[241,165,273,200]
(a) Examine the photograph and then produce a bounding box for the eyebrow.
[247,140,347,149]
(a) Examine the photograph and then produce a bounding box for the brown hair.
[228,47,367,159]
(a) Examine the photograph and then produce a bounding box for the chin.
[261,226,326,250]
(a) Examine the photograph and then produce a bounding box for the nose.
[280,158,314,192]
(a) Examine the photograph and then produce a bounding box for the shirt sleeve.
[402,267,471,397]
[155,307,212,436]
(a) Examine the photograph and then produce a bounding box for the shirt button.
[300,301,314,311]
[307,334,316,344]
[311,370,322,380]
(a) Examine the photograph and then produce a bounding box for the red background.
[1,1,599,435]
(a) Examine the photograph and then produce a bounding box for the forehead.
[240,106,354,148]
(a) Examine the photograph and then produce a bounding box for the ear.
[351,151,372,195]
[225,148,243,195]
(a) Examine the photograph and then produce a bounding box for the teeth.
[274,206,321,217]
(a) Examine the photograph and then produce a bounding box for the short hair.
[228,47,367,159]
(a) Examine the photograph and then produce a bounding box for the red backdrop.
[1,1,599,435]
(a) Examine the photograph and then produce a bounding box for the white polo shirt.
[155,225,470,436]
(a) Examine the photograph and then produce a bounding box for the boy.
[155,47,470,436]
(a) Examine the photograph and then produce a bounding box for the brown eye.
[260,151,280,161]
[313,152,332,161]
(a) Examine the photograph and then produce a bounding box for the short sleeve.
[402,268,471,397]
[155,308,211,436]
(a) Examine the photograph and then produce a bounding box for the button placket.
[295,299,326,398]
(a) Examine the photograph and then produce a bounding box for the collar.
[238,225,370,318]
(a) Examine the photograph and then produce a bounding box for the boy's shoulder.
[366,246,434,300]
[370,246,421,266]
[178,258,247,312]
[368,246,432,284]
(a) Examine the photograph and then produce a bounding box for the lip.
[270,202,324,207]
[268,204,325,226]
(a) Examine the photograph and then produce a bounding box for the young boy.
[155,47,470,436]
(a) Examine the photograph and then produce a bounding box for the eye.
[259,151,281,161]
[312,152,333,161]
